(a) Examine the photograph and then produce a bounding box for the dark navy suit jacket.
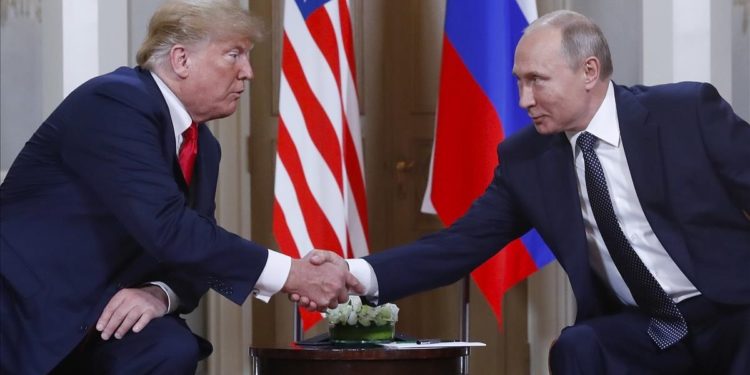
[366,82,750,323]
[0,67,268,374]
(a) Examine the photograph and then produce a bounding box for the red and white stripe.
[273,0,369,328]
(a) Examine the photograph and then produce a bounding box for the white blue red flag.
[274,0,368,330]
[422,0,555,326]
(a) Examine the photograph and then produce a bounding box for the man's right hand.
[96,286,168,340]
[282,250,364,312]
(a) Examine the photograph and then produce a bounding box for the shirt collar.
[566,81,620,149]
[150,71,193,136]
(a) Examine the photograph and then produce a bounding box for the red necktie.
[178,122,198,185]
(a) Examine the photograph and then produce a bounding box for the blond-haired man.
[0,1,360,373]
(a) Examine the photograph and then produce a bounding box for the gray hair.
[526,10,613,80]
[136,0,263,70]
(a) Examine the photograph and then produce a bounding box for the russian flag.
[422,0,555,327]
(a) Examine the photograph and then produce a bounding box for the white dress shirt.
[565,81,699,305]
[151,72,291,307]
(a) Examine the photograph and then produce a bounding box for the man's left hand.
[96,286,168,340]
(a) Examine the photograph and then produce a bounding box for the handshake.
[281,250,365,312]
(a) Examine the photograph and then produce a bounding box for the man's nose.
[518,85,535,109]
[239,58,253,80]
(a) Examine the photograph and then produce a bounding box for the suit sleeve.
[696,83,750,212]
[365,153,531,303]
[58,84,266,306]
[151,268,208,314]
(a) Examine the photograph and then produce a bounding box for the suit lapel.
[538,135,584,251]
[614,85,694,276]
[615,85,667,213]
[171,136,189,194]
[538,138,597,282]
[189,123,217,214]
[135,67,188,193]
[538,134,610,319]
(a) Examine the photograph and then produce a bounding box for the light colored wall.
[1,0,127,178]
[128,0,163,66]
[1,2,43,174]
[568,0,643,86]
[732,2,750,120]
[643,0,734,100]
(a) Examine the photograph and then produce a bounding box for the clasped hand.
[283,250,364,312]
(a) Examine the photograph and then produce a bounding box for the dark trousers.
[51,315,212,375]
[549,296,750,374]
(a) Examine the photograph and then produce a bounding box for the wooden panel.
[270,0,282,115]
[248,0,284,352]
[412,1,445,114]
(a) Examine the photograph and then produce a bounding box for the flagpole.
[293,304,302,343]
[460,276,470,374]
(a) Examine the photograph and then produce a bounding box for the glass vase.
[329,322,395,344]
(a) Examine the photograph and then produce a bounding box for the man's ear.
[169,45,190,79]
[583,56,601,90]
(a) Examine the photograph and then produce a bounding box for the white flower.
[373,303,399,326]
[325,296,399,327]
[350,295,362,312]
[346,308,358,325]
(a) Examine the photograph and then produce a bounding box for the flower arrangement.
[325,296,399,342]
[326,296,399,327]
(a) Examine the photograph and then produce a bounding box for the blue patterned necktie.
[577,131,688,349]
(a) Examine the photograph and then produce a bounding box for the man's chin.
[533,123,552,135]
[211,105,239,121]
[532,121,565,135]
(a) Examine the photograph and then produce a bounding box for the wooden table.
[249,345,469,375]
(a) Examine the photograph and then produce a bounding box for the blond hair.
[136,0,263,69]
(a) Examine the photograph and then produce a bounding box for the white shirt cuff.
[346,259,379,299]
[147,281,179,314]
[252,250,292,302]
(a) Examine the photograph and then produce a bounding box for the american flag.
[273,0,369,330]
